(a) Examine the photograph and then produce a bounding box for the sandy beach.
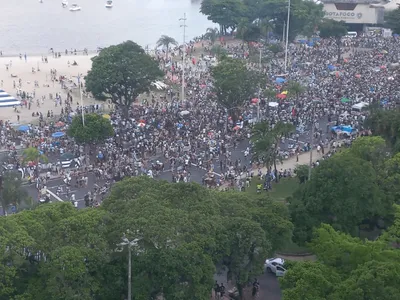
[0,53,105,124]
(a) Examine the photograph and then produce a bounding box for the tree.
[85,41,163,117]
[22,147,48,164]
[287,80,305,104]
[67,113,114,144]
[289,152,389,244]
[318,19,348,62]
[385,6,400,34]
[210,44,227,60]
[211,57,262,121]
[251,121,295,181]
[200,0,244,34]
[294,164,309,184]
[204,27,219,44]
[366,109,400,152]
[280,261,340,300]
[156,35,178,62]
[0,172,31,215]
[329,261,400,300]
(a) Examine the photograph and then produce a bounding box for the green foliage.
[85,41,163,113]
[281,223,400,300]
[204,27,220,43]
[22,147,48,164]
[294,164,309,183]
[1,172,31,214]
[67,113,114,144]
[366,109,400,152]
[156,35,178,61]
[280,261,340,300]
[251,121,295,180]
[318,19,347,62]
[385,6,400,34]
[0,178,293,299]
[287,80,305,102]
[211,57,262,115]
[289,151,389,244]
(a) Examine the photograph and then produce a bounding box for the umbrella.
[233,125,241,131]
[60,152,75,161]
[275,77,285,84]
[138,123,145,127]
[277,93,286,100]
[18,125,29,132]
[103,114,110,119]
[52,132,65,138]
[179,110,190,116]
[341,98,350,103]
[251,98,259,104]
[281,91,288,95]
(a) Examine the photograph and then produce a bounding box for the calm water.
[1,0,213,55]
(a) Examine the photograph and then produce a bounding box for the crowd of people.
[1,32,399,204]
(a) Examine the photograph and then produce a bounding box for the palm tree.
[156,35,178,61]
[210,45,227,60]
[204,27,219,44]
[287,81,305,105]
[251,121,295,182]
[22,147,48,177]
[0,172,30,215]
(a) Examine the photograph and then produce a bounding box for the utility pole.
[284,0,291,73]
[76,74,85,126]
[179,13,187,102]
[257,47,262,122]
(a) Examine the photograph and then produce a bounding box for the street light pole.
[76,74,85,126]
[118,236,140,300]
[284,0,291,73]
[282,21,286,44]
[128,245,132,300]
[179,13,187,102]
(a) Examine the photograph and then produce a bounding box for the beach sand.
[0,54,105,124]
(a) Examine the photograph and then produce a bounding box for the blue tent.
[328,64,336,71]
[52,132,65,138]
[275,77,286,84]
[18,125,29,132]
[331,125,353,135]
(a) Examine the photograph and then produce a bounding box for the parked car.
[265,257,287,277]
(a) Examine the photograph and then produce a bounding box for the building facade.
[322,0,386,25]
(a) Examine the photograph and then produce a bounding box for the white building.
[322,0,387,25]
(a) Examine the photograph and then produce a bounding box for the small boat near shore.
[62,0,68,7]
[105,0,113,8]
[69,4,81,11]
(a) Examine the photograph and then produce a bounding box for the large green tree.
[67,113,114,144]
[385,6,400,34]
[289,151,389,244]
[85,41,163,116]
[318,19,348,62]
[211,57,262,121]
[0,172,31,215]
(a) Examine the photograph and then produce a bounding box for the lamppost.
[74,74,85,126]
[308,100,320,180]
[179,13,187,102]
[117,235,141,300]
[284,0,291,73]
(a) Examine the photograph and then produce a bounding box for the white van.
[345,31,358,38]
[351,102,369,113]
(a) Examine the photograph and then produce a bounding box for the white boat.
[69,4,81,11]
[39,0,43,3]
[62,0,68,7]
[105,0,113,8]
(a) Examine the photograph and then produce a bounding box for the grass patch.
[247,177,300,202]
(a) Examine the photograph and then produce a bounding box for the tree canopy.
[0,177,293,300]
[211,57,262,118]
[85,41,163,116]
[385,6,400,34]
[67,113,114,144]
[200,0,324,40]
[318,19,348,62]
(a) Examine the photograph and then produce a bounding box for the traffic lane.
[258,272,282,300]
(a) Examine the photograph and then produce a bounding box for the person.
[252,278,259,297]
[219,283,225,298]
[214,281,220,299]
[256,183,262,193]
